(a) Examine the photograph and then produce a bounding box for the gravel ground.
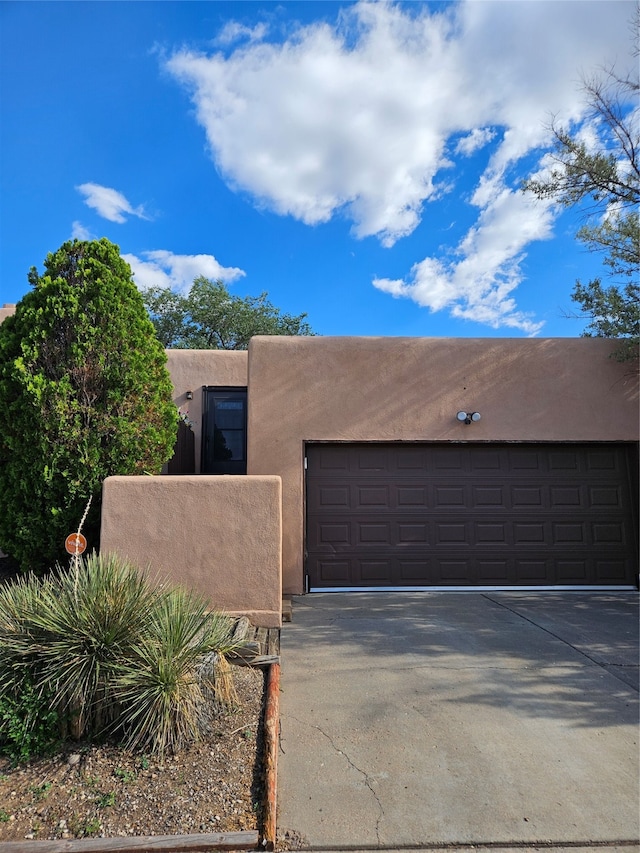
[0,665,266,843]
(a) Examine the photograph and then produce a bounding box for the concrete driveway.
[276,592,639,851]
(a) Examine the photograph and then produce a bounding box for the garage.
[305,443,638,590]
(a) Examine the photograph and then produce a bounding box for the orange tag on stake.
[65,533,87,555]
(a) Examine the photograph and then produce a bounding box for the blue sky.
[1,1,636,338]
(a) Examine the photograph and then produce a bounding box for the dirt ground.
[0,665,266,843]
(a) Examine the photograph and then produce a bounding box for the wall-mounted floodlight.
[456,411,481,425]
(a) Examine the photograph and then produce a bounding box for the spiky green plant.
[34,553,161,735]
[0,571,49,692]
[0,553,159,737]
[0,574,62,759]
[0,553,244,756]
[115,587,239,755]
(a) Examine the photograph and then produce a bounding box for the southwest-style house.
[1,306,638,627]
[103,336,639,626]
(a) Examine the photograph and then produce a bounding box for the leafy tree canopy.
[0,239,177,571]
[523,46,639,360]
[142,276,315,349]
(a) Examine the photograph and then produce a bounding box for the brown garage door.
[305,443,638,589]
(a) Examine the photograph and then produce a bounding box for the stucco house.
[101,335,638,625]
[1,304,637,626]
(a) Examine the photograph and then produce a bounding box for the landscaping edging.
[0,660,281,853]
[0,831,258,852]
[262,661,280,850]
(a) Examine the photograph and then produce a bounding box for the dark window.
[202,387,247,474]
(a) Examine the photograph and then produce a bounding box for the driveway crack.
[482,593,639,692]
[287,715,384,844]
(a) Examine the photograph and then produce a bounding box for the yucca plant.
[0,553,245,756]
[33,553,162,736]
[0,553,159,738]
[0,574,62,759]
[115,586,240,755]
[0,571,49,690]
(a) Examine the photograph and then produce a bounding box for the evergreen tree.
[0,239,178,571]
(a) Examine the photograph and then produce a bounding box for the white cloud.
[455,128,496,157]
[374,185,555,334]
[215,20,269,46]
[166,0,633,330]
[71,221,94,240]
[123,250,245,293]
[76,183,149,223]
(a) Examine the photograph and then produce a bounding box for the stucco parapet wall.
[247,335,639,442]
[0,304,17,324]
[100,474,282,628]
[165,348,248,388]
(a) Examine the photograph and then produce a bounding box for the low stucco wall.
[100,474,282,627]
[166,350,247,473]
[246,336,639,594]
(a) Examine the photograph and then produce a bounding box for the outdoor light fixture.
[186,390,194,400]
[456,411,481,425]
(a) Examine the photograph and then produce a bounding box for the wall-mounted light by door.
[186,390,194,400]
[456,411,481,425]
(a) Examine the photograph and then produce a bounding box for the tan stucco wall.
[100,474,282,627]
[245,336,639,594]
[0,304,16,324]
[166,350,248,473]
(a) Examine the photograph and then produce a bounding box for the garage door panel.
[475,523,509,544]
[432,448,464,471]
[310,485,351,510]
[477,560,510,581]
[306,443,638,588]
[315,559,351,584]
[472,486,504,506]
[514,522,546,543]
[593,522,625,543]
[356,485,390,507]
[357,523,389,544]
[307,520,351,550]
[589,485,624,507]
[398,523,428,543]
[435,522,468,543]
[434,485,466,507]
[552,521,588,544]
[397,486,428,506]
[595,559,632,581]
[556,560,588,582]
[311,446,350,472]
[508,449,543,470]
[586,448,621,471]
[549,450,581,471]
[515,559,549,581]
[398,560,432,581]
[511,486,544,507]
[470,449,503,470]
[550,486,583,507]
[396,448,428,470]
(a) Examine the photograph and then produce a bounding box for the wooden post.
[262,661,280,850]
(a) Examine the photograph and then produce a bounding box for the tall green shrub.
[0,239,177,571]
